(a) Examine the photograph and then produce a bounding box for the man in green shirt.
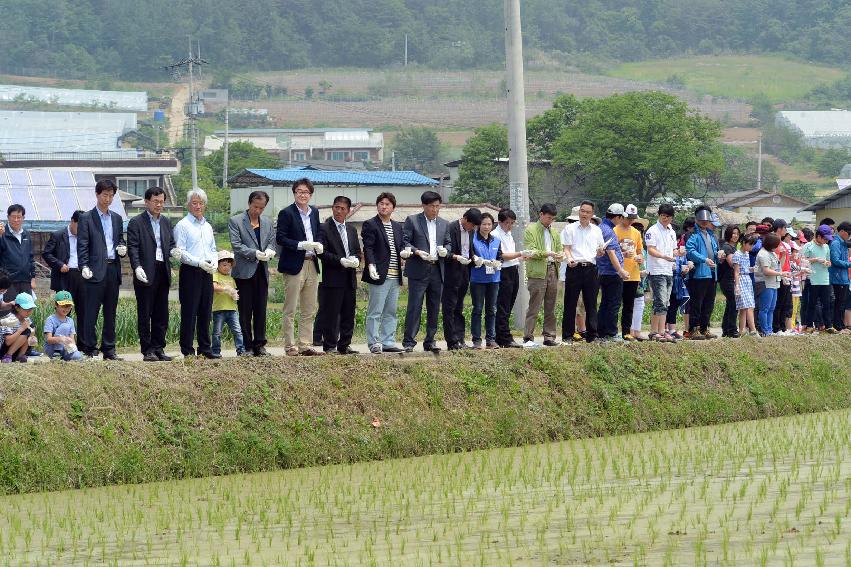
[522,203,562,347]
[802,224,835,333]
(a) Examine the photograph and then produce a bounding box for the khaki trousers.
[524,263,559,340]
[282,260,319,349]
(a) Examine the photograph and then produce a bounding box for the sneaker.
[572,332,583,341]
[748,330,761,337]
[370,344,383,354]
[622,334,636,342]
[824,327,838,334]
[688,331,706,340]
[702,330,718,339]
[669,331,684,341]
[560,339,574,346]
[608,335,625,343]
[472,341,483,350]
[1,355,12,363]
[485,342,500,349]
[522,340,541,348]
[683,330,690,339]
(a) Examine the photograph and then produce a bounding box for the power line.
[165,39,207,190]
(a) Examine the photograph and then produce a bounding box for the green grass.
[609,54,846,103]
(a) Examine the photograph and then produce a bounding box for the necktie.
[338,223,350,257]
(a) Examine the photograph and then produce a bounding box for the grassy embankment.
[1,336,850,496]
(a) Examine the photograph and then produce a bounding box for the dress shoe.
[501,342,523,348]
[543,339,559,347]
[338,347,359,355]
[143,352,160,362]
[103,353,124,361]
[237,351,253,357]
[200,352,222,359]
[424,345,441,353]
[404,346,414,353]
[156,351,173,361]
[253,347,270,357]
[447,343,462,351]
[300,348,324,356]
[382,346,403,353]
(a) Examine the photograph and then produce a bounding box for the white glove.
[201,260,217,274]
[82,266,93,280]
[436,246,448,258]
[264,248,276,260]
[229,288,240,301]
[473,256,484,268]
[520,250,534,258]
[493,260,502,271]
[416,250,431,260]
[340,257,352,268]
[368,264,379,280]
[134,266,148,284]
[297,241,311,251]
[313,242,324,255]
[170,248,182,261]
[347,255,360,268]
[456,256,471,266]
[256,250,269,262]
[399,248,412,259]
[115,244,127,257]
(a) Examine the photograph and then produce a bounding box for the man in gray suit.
[229,190,277,356]
[402,190,452,353]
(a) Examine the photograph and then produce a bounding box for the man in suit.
[442,207,480,350]
[77,179,127,360]
[362,192,404,354]
[317,195,362,354]
[42,209,86,350]
[128,187,178,362]
[0,204,35,317]
[402,190,452,353]
[276,177,323,356]
[229,190,277,357]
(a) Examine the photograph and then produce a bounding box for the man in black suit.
[77,179,126,360]
[362,192,404,354]
[276,177,323,356]
[128,187,178,362]
[42,209,85,349]
[317,196,362,354]
[442,208,480,350]
[401,190,452,353]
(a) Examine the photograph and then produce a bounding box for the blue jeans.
[212,310,244,355]
[470,282,499,344]
[365,278,401,348]
[757,287,777,335]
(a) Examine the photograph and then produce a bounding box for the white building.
[204,128,383,163]
[776,110,851,149]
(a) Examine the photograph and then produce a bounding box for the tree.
[391,127,443,173]
[553,91,724,206]
[781,181,816,204]
[814,147,851,178]
[526,94,582,160]
[204,141,280,187]
[451,124,508,206]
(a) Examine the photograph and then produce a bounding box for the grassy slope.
[2,337,851,495]
[609,54,845,103]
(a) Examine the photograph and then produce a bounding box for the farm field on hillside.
[610,55,845,103]
[1,409,848,565]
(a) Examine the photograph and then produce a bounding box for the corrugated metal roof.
[241,168,438,186]
[0,84,147,112]
[776,111,851,138]
[0,111,137,154]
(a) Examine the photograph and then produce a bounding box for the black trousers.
[403,265,443,349]
[620,281,639,337]
[773,282,792,332]
[236,267,269,352]
[178,265,213,356]
[495,265,519,345]
[81,262,120,355]
[64,268,86,350]
[720,279,738,336]
[598,274,623,338]
[804,283,832,329]
[832,284,847,330]
[319,284,356,352]
[441,268,470,347]
[686,278,716,332]
[134,262,170,355]
[563,264,599,342]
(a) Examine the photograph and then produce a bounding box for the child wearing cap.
[0,293,36,363]
[43,290,83,361]
[212,249,246,357]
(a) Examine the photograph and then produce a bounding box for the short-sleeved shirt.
[212,272,238,312]
[43,314,76,357]
[492,225,518,268]
[718,242,737,285]
[803,241,830,286]
[613,224,643,282]
[755,248,781,288]
[561,222,604,264]
[644,222,677,276]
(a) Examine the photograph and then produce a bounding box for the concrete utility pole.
[504,0,530,328]
[165,38,208,191]
[404,34,408,67]
[223,97,229,189]
[757,134,763,192]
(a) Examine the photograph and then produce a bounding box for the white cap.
[217,249,235,262]
[625,204,639,218]
[607,203,625,216]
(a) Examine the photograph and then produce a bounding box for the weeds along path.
[0,336,850,497]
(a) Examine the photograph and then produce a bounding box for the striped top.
[384,221,399,278]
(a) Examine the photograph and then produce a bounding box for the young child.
[212,249,246,357]
[789,243,805,333]
[43,290,83,361]
[0,293,36,363]
[734,234,758,336]
[665,245,692,341]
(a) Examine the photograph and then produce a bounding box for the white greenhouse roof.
[776,111,851,139]
[0,111,137,154]
[0,168,127,222]
[0,84,147,111]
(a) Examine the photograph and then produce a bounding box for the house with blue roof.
[227,167,442,216]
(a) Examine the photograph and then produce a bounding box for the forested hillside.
[1,0,850,80]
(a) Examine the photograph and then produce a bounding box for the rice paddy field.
[0,409,848,566]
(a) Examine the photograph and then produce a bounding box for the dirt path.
[167,84,189,144]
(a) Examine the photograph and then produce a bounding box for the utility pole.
[165,38,208,191]
[504,0,530,328]
[757,134,763,192]
[223,97,229,189]
[404,34,408,67]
